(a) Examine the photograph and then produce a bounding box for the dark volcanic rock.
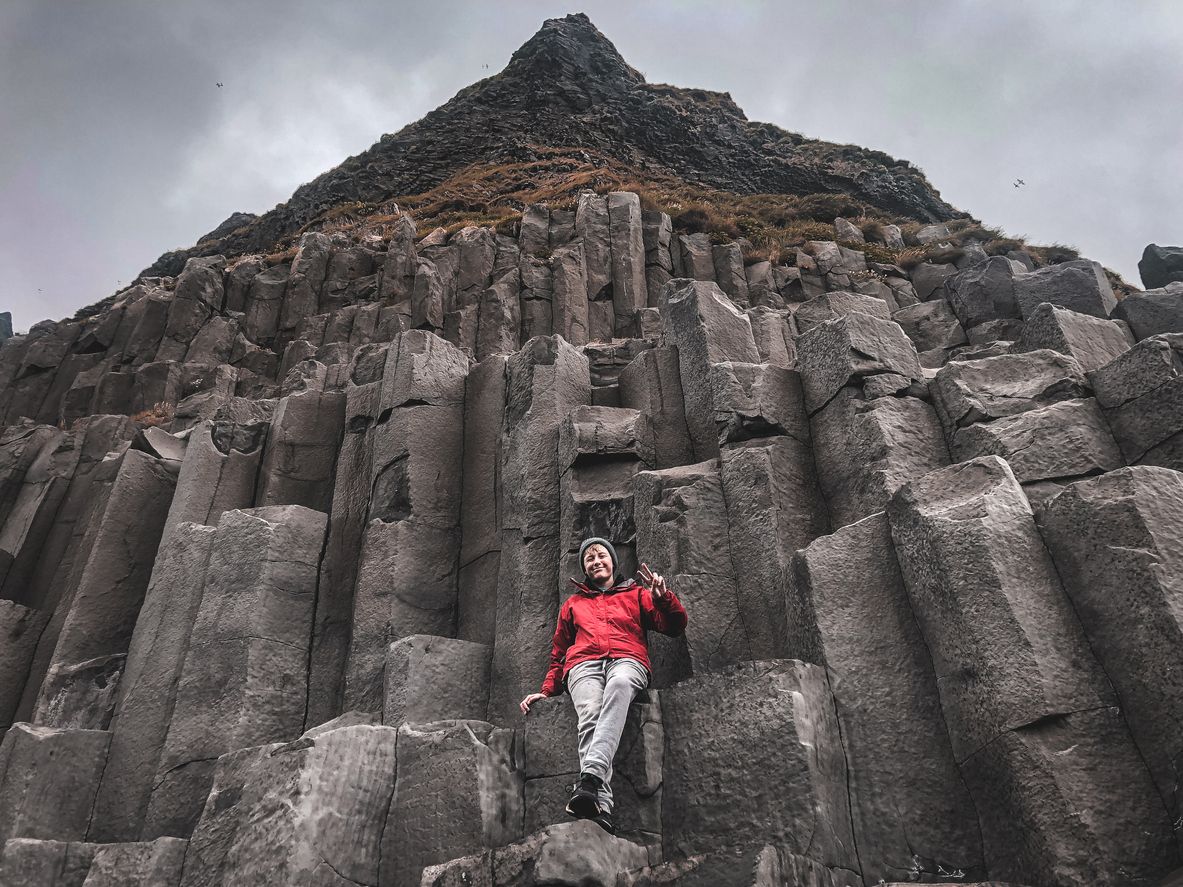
[1139,243,1183,290]
[141,14,959,278]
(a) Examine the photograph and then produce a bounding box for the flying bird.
[216,82,223,88]
[1013,178,1025,188]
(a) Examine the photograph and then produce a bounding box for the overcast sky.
[2,0,1180,332]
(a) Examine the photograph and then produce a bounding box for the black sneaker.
[564,772,603,819]
[592,811,615,835]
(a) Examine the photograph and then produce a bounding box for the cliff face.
[145,13,958,277]
[2,12,1183,887]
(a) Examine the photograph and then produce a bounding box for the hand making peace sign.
[636,562,668,602]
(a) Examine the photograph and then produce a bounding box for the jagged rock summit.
[145,13,958,277]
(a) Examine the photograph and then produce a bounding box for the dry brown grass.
[130,402,175,428]
[253,146,1111,285]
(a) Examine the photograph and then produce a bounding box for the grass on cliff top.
[286,147,1103,276]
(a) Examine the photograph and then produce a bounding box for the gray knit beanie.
[578,537,619,585]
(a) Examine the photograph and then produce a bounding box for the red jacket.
[540,578,688,696]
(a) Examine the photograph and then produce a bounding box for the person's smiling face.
[582,544,614,586]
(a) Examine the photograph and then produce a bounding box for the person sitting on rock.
[518,536,688,835]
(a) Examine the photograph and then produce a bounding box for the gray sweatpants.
[567,657,650,814]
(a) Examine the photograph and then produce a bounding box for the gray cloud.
[3,0,1180,331]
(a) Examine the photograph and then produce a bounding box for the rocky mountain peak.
[499,13,645,103]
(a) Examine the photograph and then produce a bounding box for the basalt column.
[306,381,381,727]
[487,336,591,722]
[33,448,179,729]
[145,504,327,838]
[789,514,984,882]
[887,457,1179,886]
[88,522,216,842]
[344,331,468,713]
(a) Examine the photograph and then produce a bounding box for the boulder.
[810,389,948,528]
[1138,243,1183,290]
[796,313,922,415]
[380,329,469,411]
[911,262,957,302]
[951,398,1122,483]
[1111,281,1183,340]
[915,223,950,244]
[1088,333,1183,467]
[793,290,890,336]
[939,256,1021,328]
[1013,259,1116,319]
[1017,302,1131,371]
[892,299,967,352]
[930,349,1089,432]
[709,362,809,445]
[383,634,490,725]
[660,661,857,869]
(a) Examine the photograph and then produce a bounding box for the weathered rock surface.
[0,723,110,848]
[1112,281,1183,341]
[1013,259,1116,319]
[797,313,922,414]
[789,514,984,882]
[887,457,1178,885]
[1016,301,1131,372]
[147,505,326,838]
[1089,333,1183,468]
[660,662,857,872]
[810,388,948,527]
[180,725,396,887]
[951,397,1123,483]
[1139,243,1183,290]
[1037,467,1183,824]
[420,821,648,887]
[930,349,1089,432]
